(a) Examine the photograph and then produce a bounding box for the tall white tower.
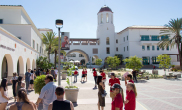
[97,5,115,60]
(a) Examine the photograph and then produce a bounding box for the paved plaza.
[6,69,182,110]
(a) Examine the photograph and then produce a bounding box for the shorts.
[30,80,34,84]
[110,91,115,98]
[82,74,85,77]
[85,74,87,76]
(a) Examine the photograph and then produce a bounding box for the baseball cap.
[111,83,121,89]
[111,73,115,76]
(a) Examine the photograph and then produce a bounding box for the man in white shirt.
[54,67,58,81]
[35,74,57,110]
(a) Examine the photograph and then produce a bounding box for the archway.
[32,59,36,70]
[92,55,99,63]
[17,56,24,76]
[66,49,89,63]
[1,54,13,79]
[26,58,31,71]
[80,59,85,65]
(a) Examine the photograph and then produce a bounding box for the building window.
[147,46,150,50]
[0,19,3,24]
[161,36,169,40]
[116,39,118,43]
[127,36,128,40]
[124,47,125,52]
[127,46,128,51]
[141,35,149,41]
[106,37,110,45]
[152,45,155,50]
[93,48,98,54]
[151,36,159,41]
[33,40,35,49]
[17,37,21,39]
[106,47,110,54]
[152,56,159,64]
[116,47,118,51]
[106,13,109,23]
[167,46,169,50]
[79,54,84,57]
[124,37,125,42]
[67,54,76,57]
[142,45,145,51]
[101,14,103,23]
[37,44,38,51]
[157,46,159,50]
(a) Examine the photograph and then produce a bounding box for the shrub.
[34,75,46,94]
[171,65,175,68]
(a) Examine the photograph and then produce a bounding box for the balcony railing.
[141,39,160,41]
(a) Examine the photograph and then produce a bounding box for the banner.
[61,32,70,50]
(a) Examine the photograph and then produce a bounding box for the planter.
[62,73,67,80]
[65,88,79,102]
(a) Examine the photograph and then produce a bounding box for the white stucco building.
[50,5,179,67]
[0,5,47,82]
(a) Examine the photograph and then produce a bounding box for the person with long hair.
[124,83,137,110]
[16,76,25,97]
[97,76,105,110]
[93,68,98,89]
[0,78,9,110]
[111,83,124,110]
[46,69,50,75]
[11,72,18,102]
[29,70,36,91]
[9,88,37,110]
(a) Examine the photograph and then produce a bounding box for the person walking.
[36,69,41,76]
[74,69,78,82]
[111,84,124,110]
[11,72,18,102]
[29,70,36,91]
[43,69,46,75]
[25,69,31,93]
[36,74,57,110]
[93,68,98,89]
[0,78,9,110]
[46,69,50,75]
[16,76,25,98]
[100,70,106,85]
[54,68,58,81]
[132,69,138,83]
[51,68,55,80]
[48,87,74,110]
[81,69,85,82]
[125,74,134,95]
[85,68,87,82]
[124,83,137,110]
[9,88,37,110]
[97,76,105,110]
[109,73,120,101]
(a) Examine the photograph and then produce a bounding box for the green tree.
[106,56,120,69]
[36,56,54,70]
[115,54,123,64]
[95,58,102,66]
[42,31,56,62]
[123,55,143,70]
[157,54,171,75]
[158,18,182,69]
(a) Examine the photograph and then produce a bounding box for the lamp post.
[55,19,63,86]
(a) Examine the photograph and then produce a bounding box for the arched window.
[106,37,110,45]
[101,14,103,23]
[106,13,109,23]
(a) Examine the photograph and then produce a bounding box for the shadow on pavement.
[136,80,148,83]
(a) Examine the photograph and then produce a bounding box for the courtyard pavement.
[5,69,182,110]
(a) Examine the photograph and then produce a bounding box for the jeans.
[25,80,30,92]
[133,73,138,82]
[74,75,77,82]
[94,76,97,85]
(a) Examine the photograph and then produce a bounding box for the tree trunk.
[54,50,57,68]
[48,47,51,63]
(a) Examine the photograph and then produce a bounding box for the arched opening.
[92,55,99,64]
[80,59,85,65]
[106,37,110,45]
[17,56,24,76]
[106,13,109,23]
[32,59,36,70]
[1,54,13,79]
[66,49,89,64]
[26,58,31,72]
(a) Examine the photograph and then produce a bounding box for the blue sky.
[1,0,182,38]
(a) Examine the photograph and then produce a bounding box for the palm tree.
[51,37,66,68]
[158,18,182,69]
[42,32,56,62]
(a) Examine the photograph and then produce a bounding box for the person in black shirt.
[48,87,74,110]
[132,69,138,83]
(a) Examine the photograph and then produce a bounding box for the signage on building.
[0,44,15,51]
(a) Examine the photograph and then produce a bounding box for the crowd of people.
[0,67,137,110]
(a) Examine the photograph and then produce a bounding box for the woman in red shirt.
[84,68,87,82]
[81,69,85,82]
[111,83,124,110]
[124,83,137,110]
[93,68,97,89]
[100,70,106,85]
